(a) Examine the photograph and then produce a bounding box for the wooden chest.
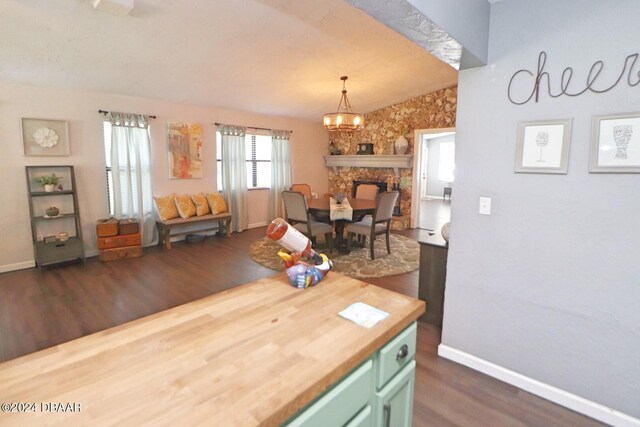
[98,245,143,262]
[118,218,140,235]
[97,232,142,250]
[96,218,119,237]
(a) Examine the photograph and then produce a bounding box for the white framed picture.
[590,112,640,173]
[22,118,71,157]
[515,119,572,174]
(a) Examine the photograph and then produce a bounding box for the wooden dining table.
[308,196,376,253]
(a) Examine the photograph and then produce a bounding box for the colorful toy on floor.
[277,250,332,289]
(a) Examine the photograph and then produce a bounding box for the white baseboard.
[437,345,640,427]
[85,249,99,258]
[248,221,268,229]
[0,260,36,273]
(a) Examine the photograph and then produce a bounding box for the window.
[103,121,153,216]
[438,141,455,183]
[246,134,271,188]
[216,132,272,191]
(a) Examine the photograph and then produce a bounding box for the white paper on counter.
[339,302,389,328]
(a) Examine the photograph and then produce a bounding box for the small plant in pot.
[45,206,60,217]
[35,174,60,192]
[334,193,346,204]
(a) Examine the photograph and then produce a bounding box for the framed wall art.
[590,112,640,173]
[167,121,203,179]
[514,119,572,174]
[22,118,70,157]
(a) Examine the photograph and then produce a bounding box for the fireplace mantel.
[324,155,413,177]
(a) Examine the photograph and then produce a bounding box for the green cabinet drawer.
[376,322,417,389]
[345,404,372,427]
[375,361,416,427]
[285,359,373,427]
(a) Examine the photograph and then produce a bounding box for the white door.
[410,128,455,229]
[420,135,429,199]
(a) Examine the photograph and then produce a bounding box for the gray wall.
[443,0,640,418]
[425,134,454,197]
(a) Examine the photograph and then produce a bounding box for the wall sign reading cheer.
[507,51,640,105]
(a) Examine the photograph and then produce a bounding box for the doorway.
[410,128,455,232]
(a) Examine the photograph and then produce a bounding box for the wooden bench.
[156,213,232,249]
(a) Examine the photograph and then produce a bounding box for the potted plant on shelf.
[35,174,60,192]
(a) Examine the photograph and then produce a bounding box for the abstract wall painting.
[590,112,640,173]
[167,121,203,179]
[515,119,572,174]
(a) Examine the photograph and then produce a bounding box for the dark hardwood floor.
[0,228,602,426]
[418,198,451,232]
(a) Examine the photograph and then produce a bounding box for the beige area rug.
[249,234,419,279]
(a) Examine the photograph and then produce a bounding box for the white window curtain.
[108,112,157,246]
[219,124,248,232]
[269,129,292,221]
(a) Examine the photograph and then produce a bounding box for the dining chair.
[355,183,379,200]
[346,191,399,260]
[289,183,312,201]
[281,191,333,253]
[290,184,332,224]
[354,183,379,227]
[443,186,452,200]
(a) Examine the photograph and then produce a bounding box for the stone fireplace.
[327,86,458,230]
[327,165,410,229]
[324,155,411,217]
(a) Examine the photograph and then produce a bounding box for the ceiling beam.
[344,0,489,69]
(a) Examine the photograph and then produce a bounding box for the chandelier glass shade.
[323,76,364,132]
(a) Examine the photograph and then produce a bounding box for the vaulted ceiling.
[0,0,459,120]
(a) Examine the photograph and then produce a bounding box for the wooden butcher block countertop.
[0,272,424,426]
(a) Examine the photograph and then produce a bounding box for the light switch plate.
[479,197,491,215]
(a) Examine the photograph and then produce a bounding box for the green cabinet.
[376,323,417,388]
[284,322,417,427]
[375,361,416,427]
[345,405,372,427]
[285,360,373,427]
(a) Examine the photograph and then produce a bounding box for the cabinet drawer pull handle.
[383,403,391,427]
[396,344,409,361]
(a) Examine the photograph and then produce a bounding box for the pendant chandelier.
[323,76,364,132]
